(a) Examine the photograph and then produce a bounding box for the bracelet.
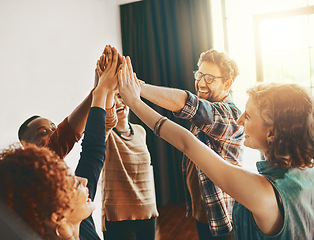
[153,116,168,137]
[153,116,165,135]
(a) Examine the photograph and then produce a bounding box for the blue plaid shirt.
[173,91,244,236]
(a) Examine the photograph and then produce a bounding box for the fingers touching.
[95,45,140,104]
[116,55,142,108]
[95,46,120,93]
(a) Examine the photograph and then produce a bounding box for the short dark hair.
[18,116,41,141]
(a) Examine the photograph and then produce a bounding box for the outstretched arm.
[67,45,112,134]
[76,45,119,190]
[75,46,119,240]
[92,46,119,108]
[118,56,282,235]
[139,79,187,113]
[67,92,93,135]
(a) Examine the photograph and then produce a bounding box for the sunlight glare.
[260,15,308,51]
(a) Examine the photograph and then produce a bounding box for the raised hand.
[98,46,109,71]
[91,46,120,108]
[117,56,141,107]
[96,46,119,92]
[94,45,109,89]
[98,45,122,75]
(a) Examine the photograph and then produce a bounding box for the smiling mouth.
[198,89,209,94]
[116,106,125,113]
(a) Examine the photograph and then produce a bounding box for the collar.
[220,93,232,103]
[256,160,287,181]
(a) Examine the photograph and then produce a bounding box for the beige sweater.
[101,106,158,231]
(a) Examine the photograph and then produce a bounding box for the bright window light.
[210,0,314,170]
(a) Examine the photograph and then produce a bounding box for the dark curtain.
[120,0,213,207]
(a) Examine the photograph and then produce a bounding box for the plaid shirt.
[173,91,244,236]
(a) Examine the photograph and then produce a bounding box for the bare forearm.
[105,91,115,109]
[67,91,93,134]
[129,98,274,216]
[128,98,198,158]
[118,54,279,233]
[140,83,187,112]
[158,121,275,216]
[92,88,109,109]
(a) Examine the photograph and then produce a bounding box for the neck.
[113,121,134,141]
[217,92,229,102]
[115,119,129,132]
[72,224,80,240]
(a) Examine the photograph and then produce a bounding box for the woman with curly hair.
[0,46,120,240]
[118,56,314,239]
[0,145,95,239]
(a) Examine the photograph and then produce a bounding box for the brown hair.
[247,83,314,169]
[0,144,75,239]
[197,49,239,81]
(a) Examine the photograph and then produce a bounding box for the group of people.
[0,44,313,240]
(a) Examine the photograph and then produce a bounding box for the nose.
[237,113,244,126]
[198,76,207,86]
[77,177,88,187]
[47,129,55,138]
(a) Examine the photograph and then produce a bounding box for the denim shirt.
[233,160,314,240]
[174,91,244,236]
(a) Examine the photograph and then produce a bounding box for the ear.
[223,78,233,91]
[51,212,66,225]
[51,212,59,225]
[266,126,275,143]
[50,213,74,239]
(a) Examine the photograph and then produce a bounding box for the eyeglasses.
[193,71,226,84]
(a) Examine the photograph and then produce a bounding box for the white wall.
[0,0,123,238]
[0,0,123,163]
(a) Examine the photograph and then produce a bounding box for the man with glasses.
[139,49,244,240]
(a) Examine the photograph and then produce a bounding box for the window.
[254,6,314,94]
[210,0,314,170]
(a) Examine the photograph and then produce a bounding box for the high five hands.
[93,45,140,108]
[92,45,122,108]
[117,56,141,107]
[96,45,122,92]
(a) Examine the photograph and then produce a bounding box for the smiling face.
[195,61,230,102]
[237,96,272,154]
[115,92,129,121]
[0,145,94,238]
[22,118,56,147]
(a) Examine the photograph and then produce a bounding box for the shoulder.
[130,123,146,135]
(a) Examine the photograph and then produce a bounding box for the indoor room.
[0,0,313,239]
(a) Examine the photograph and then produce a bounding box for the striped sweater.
[101,105,158,231]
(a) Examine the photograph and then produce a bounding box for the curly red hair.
[0,143,75,239]
[247,83,314,169]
